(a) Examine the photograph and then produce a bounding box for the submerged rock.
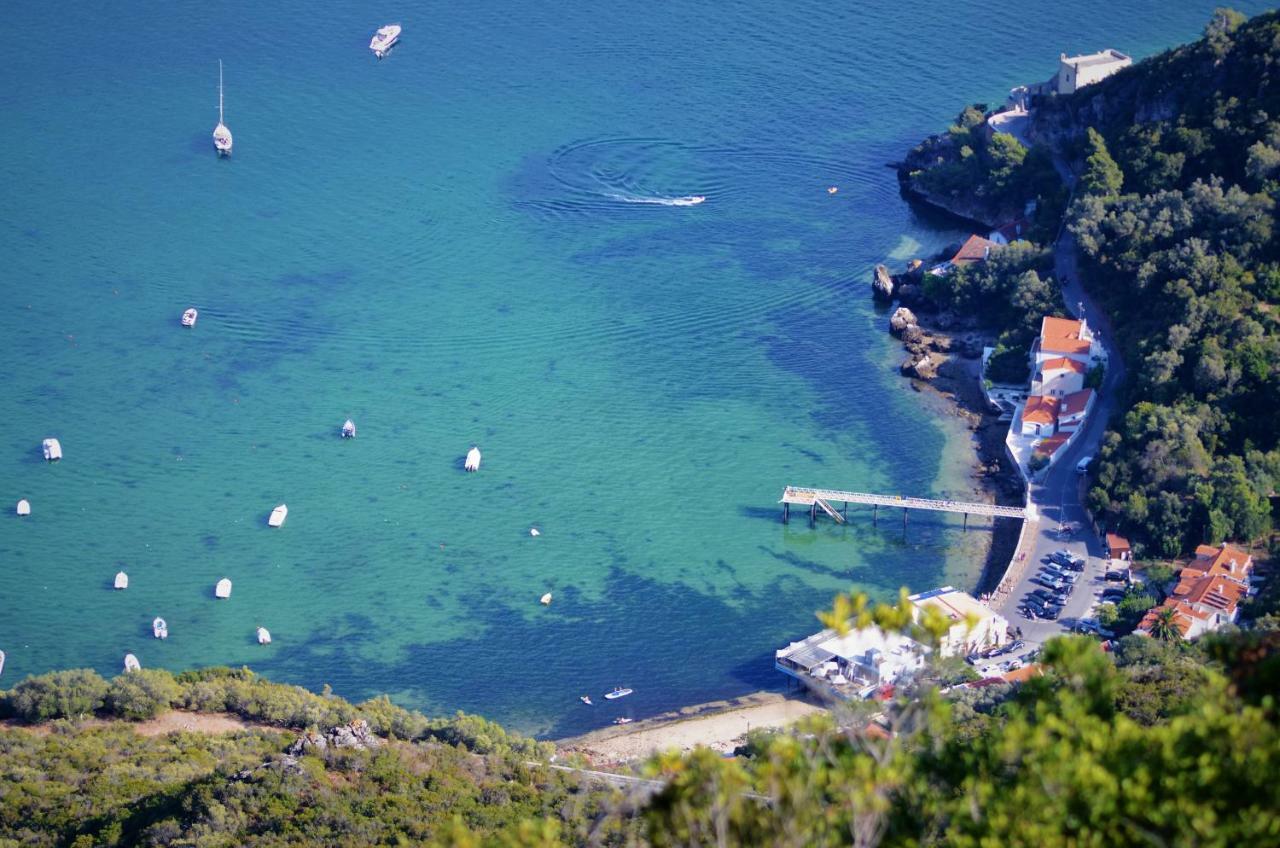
[872,264,895,301]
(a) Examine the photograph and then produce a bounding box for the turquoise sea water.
[0,1,1263,736]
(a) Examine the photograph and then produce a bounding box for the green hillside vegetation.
[909,8,1280,557]
[2,597,1278,846]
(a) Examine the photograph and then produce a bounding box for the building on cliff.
[1008,48,1131,107]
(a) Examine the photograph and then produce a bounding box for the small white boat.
[16,499,31,516]
[153,617,168,639]
[42,438,62,462]
[529,528,541,537]
[182,308,198,327]
[114,571,129,590]
[540,592,553,606]
[370,24,401,58]
[215,577,232,599]
[124,653,141,672]
[341,419,356,439]
[827,186,839,195]
[605,687,633,700]
[580,695,593,705]
[670,195,706,206]
[213,60,233,156]
[0,649,6,678]
[613,717,633,725]
[268,504,288,527]
[256,626,271,644]
[464,446,482,472]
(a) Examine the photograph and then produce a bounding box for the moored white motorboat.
[604,687,633,700]
[268,504,288,527]
[182,308,198,327]
[580,695,593,705]
[16,499,31,516]
[124,653,141,672]
[213,60,233,156]
[341,419,356,439]
[540,592,552,606]
[115,571,129,590]
[215,577,232,599]
[529,528,541,537]
[153,617,168,639]
[256,626,271,644]
[0,650,5,678]
[464,446,482,472]
[370,24,401,58]
[613,717,633,725]
[42,438,62,462]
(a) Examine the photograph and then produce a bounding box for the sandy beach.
[558,692,826,766]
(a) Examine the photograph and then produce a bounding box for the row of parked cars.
[1020,550,1087,620]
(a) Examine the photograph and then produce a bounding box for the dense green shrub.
[104,669,182,721]
[6,669,109,722]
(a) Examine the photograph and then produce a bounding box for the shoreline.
[555,691,825,767]
[886,307,1026,595]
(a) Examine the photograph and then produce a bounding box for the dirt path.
[1,711,283,737]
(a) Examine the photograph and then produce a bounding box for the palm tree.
[1148,605,1183,642]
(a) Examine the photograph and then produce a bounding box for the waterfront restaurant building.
[908,587,1009,657]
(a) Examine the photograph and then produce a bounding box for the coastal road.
[992,219,1129,646]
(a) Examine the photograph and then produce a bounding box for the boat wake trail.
[608,193,706,207]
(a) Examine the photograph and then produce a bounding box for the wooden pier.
[779,486,1026,528]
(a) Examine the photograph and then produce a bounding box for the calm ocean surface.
[0,1,1260,736]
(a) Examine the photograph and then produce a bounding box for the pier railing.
[780,486,1027,525]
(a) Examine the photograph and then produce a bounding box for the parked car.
[1040,605,1061,620]
[1032,577,1067,591]
[1104,570,1130,583]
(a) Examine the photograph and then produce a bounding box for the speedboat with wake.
[670,195,705,206]
[605,686,632,700]
[370,24,401,58]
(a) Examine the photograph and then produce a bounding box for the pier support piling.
[782,503,790,524]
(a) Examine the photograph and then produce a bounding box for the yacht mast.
[218,59,225,125]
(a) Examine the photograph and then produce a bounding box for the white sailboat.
[114,571,129,590]
[213,60,233,156]
[268,504,288,527]
[153,617,168,639]
[124,653,142,672]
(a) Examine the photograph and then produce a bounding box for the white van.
[1076,456,1094,474]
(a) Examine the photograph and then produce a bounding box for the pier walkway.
[779,486,1027,527]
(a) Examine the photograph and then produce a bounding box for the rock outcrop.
[889,306,918,336]
[901,353,938,380]
[872,264,895,301]
[286,719,381,757]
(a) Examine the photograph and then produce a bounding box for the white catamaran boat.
[605,686,633,700]
[370,24,401,58]
[153,617,168,639]
[114,571,129,590]
[215,577,233,599]
[213,60,233,156]
[256,626,272,644]
[268,503,288,527]
[341,419,356,439]
[182,308,198,327]
[42,438,62,462]
[124,653,142,672]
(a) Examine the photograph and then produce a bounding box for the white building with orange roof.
[1137,543,1253,640]
[1056,389,1095,432]
[1033,316,1100,368]
[1032,356,1087,397]
[1019,394,1060,437]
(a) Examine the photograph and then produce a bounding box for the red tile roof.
[1106,533,1131,556]
[950,234,1001,266]
[1022,395,1060,425]
[1034,434,1070,457]
[1040,357,1087,374]
[1059,389,1094,418]
[1191,543,1253,582]
[1040,316,1091,356]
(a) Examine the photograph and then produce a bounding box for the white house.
[1031,356,1086,397]
[1057,388,1094,432]
[1020,394,1060,437]
[776,625,929,699]
[908,587,1008,657]
[1055,49,1132,95]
